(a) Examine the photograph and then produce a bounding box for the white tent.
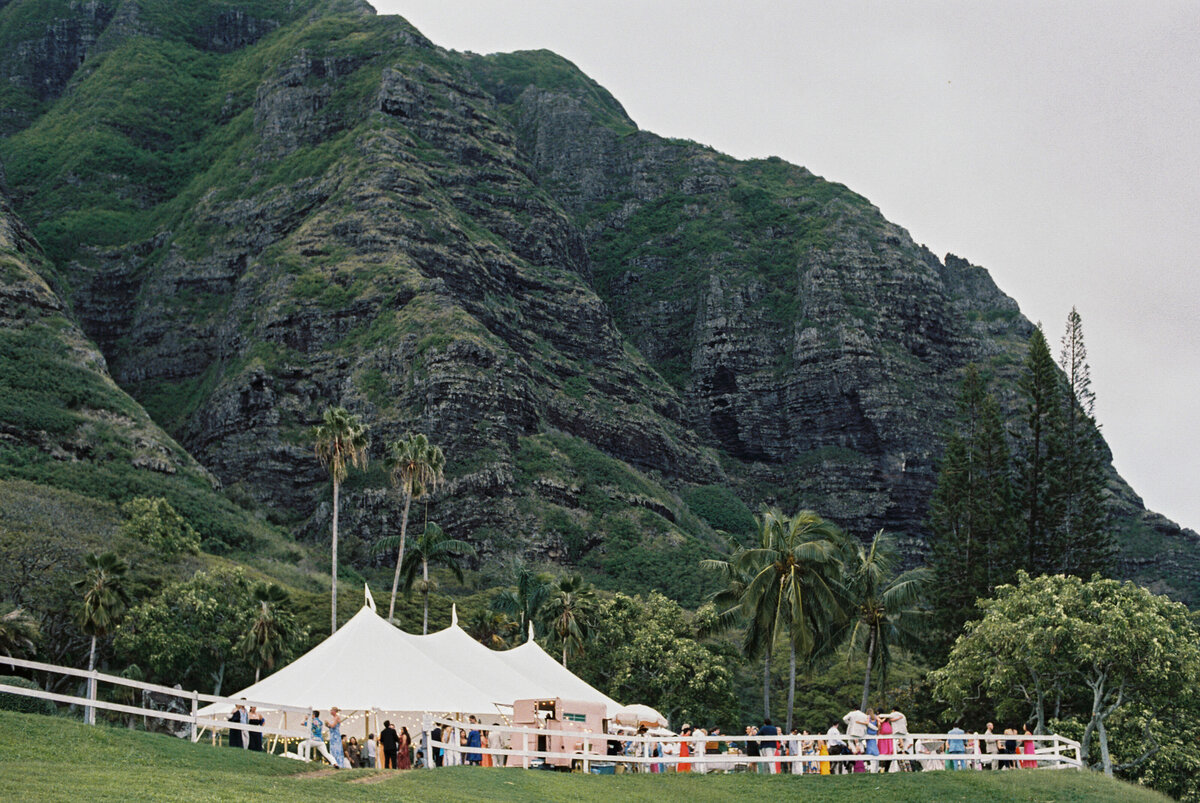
[397,610,545,707]
[495,630,622,717]
[200,602,621,723]
[198,606,500,717]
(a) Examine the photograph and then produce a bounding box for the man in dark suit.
[380,721,401,769]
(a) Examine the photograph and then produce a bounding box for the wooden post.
[189,690,198,742]
[422,713,433,769]
[85,670,98,726]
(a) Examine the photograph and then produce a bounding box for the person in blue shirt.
[303,710,336,766]
[758,718,780,774]
[947,725,967,770]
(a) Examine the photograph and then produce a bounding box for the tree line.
[927,308,1115,656]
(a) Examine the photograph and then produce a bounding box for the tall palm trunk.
[860,628,877,712]
[762,647,772,720]
[86,634,97,725]
[562,644,567,668]
[331,479,340,634]
[786,642,797,733]
[255,666,261,684]
[388,490,413,621]
[421,558,430,634]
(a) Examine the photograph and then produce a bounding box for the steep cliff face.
[473,51,1199,589]
[0,4,1194,604]
[0,176,290,554]
[473,53,1022,541]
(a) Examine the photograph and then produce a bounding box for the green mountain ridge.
[0,0,1195,613]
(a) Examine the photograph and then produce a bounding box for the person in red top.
[677,725,692,772]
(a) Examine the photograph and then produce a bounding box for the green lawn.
[0,711,1168,802]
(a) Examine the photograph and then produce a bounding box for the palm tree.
[540,574,598,668]
[239,583,291,683]
[700,539,766,714]
[384,433,445,622]
[0,604,39,657]
[74,552,130,725]
[738,509,846,733]
[399,523,476,634]
[466,609,517,649]
[490,560,554,639]
[313,406,369,634]
[839,530,930,711]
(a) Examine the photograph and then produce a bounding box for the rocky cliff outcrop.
[0,177,276,553]
[0,4,1194,604]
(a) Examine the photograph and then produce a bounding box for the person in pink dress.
[878,712,894,772]
[1021,725,1037,769]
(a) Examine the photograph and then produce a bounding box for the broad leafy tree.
[384,432,445,622]
[581,591,740,729]
[115,568,268,695]
[932,572,1200,780]
[398,524,475,634]
[118,497,200,555]
[313,406,369,634]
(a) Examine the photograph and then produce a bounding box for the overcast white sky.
[374,1,1200,532]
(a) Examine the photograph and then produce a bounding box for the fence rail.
[420,714,1085,772]
[0,655,1083,773]
[0,655,309,744]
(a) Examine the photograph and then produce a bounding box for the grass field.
[0,711,1168,802]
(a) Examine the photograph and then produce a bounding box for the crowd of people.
[229,702,1043,774]
[627,710,1043,775]
[292,709,419,769]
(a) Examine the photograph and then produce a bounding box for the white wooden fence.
[0,655,1083,773]
[421,714,1084,772]
[0,655,309,747]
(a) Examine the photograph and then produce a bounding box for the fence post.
[86,670,99,726]
[422,713,432,769]
[189,690,199,742]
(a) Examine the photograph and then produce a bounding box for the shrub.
[0,676,55,716]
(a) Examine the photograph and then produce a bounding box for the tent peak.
[451,603,458,626]
[527,620,535,642]
[365,583,376,611]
